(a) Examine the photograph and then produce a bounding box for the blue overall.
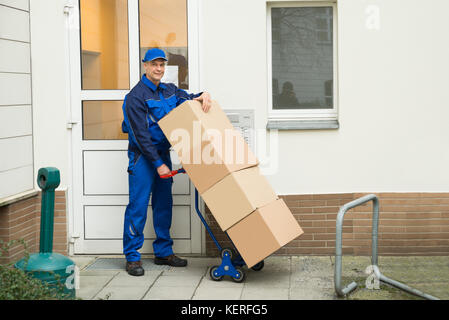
[122,75,201,262]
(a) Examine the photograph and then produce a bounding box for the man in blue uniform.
[122,48,211,276]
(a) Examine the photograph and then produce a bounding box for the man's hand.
[157,164,171,177]
[194,92,212,113]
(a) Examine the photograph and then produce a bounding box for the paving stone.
[241,287,289,300]
[198,275,246,289]
[162,266,208,277]
[76,286,104,300]
[80,270,122,276]
[78,274,116,287]
[76,275,116,300]
[70,256,449,300]
[193,286,243,300]
[107,270,161,287]
[260,256,291,273]
[94,285,149,300]
[186,257,221,267]
[143,286,197,300]
[71,256,97,270]
[244,271,291,288]
[152,274,203,288]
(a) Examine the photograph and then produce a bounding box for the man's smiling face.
[144,58,166,84]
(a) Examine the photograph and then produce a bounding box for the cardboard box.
[227,199,304,268]
[201,166,278,231]
[158,100,258,193]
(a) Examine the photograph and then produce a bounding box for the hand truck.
[161,168,265,282]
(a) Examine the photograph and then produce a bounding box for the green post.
[38,167,60,253]
[15,167,76,299]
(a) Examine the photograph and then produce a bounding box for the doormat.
[85,258,172,271]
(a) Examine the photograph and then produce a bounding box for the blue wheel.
[232,267,246,283]
[221,248,235,259]
[210,266,223,281]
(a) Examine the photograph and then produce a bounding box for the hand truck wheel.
[210,266,223,281]
[251,260,265,271]
[221,247,235,259]
[231,267,246,283]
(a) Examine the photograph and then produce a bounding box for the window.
[79,0,130,90]
[139,0,189,90]
[268,2,338,129]
[82,101,127,140]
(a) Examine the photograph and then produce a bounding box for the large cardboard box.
[158,100,258,193]
[201,166,278,231]
[227,199,304,268]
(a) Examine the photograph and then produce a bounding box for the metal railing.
[334,194,439,300]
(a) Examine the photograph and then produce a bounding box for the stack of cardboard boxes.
[159,100,303,268]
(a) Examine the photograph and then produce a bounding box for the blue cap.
[142,48,168,62]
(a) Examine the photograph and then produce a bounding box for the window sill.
[0,189,39,207]
[266,119,339,130]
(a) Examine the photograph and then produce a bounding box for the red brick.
[314,234,335,240]
[314,207,340,214]
[299,200,326,207]
[298,240,326,247]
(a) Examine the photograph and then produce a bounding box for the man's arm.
[124,95,164,167]
[175,88,211,113]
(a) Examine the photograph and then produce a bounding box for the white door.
[67,0,203,255]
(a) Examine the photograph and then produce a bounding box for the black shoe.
[126,260,145,276]
[154,254,187,267]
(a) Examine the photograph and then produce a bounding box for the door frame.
[65,0,205,256]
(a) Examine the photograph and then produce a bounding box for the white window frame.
[267,1,338,124]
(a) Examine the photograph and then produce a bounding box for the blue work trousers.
[123,149,174,262]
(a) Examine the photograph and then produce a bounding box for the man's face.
[144,58,166,84]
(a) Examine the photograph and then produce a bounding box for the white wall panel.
[0,136,33,172]
[0,165,33,198]
[0,39,30,73]
[0,2,32,200]
[84,205,190,239]
[83,151,128,195]
[0,73,31,105]
[0,5,30,42]
[0,0,29,11]
[0,105,32,138]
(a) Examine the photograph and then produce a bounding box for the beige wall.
[199,0,449,195]
[26,0,449,195]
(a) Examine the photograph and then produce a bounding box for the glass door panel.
[82,100,127,140]
[139,0,189,89]
[80,0,130,90]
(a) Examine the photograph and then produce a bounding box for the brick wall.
[0,191,68,264]
[205,193,449,257]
